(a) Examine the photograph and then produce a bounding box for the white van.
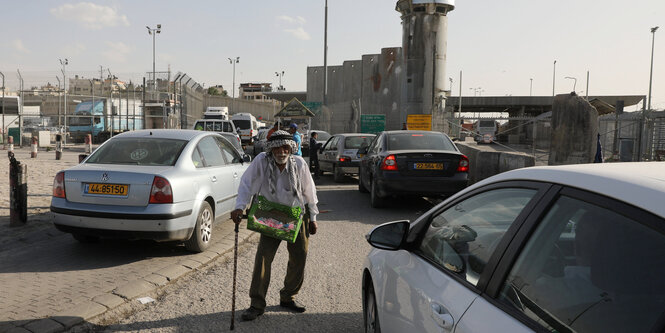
[204,107,229,120]
[231,113,258,144]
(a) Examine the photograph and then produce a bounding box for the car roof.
[332,133,376,137]
[471,162,665,218]
[113,129,211,141]
[383,130,447,136]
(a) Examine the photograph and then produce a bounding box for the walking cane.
[230,220,240,330]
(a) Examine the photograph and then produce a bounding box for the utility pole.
[648,26,659,112]
[56,76,61,127]
[1,71,5,148]
[552,60,557,97]
[17,70,24,146]
[323,0,328,107]
[147,24,162,92]
[59,58,68,145]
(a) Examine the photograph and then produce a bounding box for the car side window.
[192,147,204,168]
[197,136,226,167]
[418,188,537,287]
[370,135,382,154]
[216,137,241,164]
[328,137,339,151]
[497,195,665,333]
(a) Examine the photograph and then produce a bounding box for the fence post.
[30,136,38,158]
[55,134,63,160]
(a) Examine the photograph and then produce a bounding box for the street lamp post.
[59,58,68,145]
[648,26,659,112]
[56,76,61,127]
[17,70,24,146]
[147,24,161,92]
[530,78,533,96]
[275,71,285,91]
[565,76,577,92]
[228,57,240,99]
[552,60,557,96]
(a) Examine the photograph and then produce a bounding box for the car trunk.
[392,151,462,177]
[63,166,169,207]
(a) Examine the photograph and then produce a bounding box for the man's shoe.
[280,300,306,313]
[241,307,264,321]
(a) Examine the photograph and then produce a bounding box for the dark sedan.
[358,130,469,208]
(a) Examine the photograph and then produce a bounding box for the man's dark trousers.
[248,214,310,310]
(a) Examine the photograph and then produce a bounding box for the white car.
[51,129,251,252]
[363,162,665,333]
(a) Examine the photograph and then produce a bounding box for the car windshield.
[69,116,92,126]
[386,132,456,151]
[345,136,374,149]
[233,120,251,130]
[86,138,188,166]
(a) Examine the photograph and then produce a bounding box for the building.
[239,83,275,103]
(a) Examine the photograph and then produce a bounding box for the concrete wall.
[548,93,599,165]
[457,142,535,184]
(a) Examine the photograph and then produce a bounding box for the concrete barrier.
[457,143,535,184]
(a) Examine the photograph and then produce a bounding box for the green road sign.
[361,115,386,134]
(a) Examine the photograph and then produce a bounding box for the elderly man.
[231,130,319,321]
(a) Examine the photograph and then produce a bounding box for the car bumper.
[375,172,468,197]
[50,198,196,241]
[336,161,360,175]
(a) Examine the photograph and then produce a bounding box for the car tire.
[72,233,100,243]
[185,201,213,253]
[370,180,385,208]
[333,165,344,183]
[364,282,381,333]
[358,172,369,193]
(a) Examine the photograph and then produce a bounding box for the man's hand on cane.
[231,209,243,224]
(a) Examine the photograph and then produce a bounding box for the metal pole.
[585,71,589,100]
[458,70,462,118]
[90,79,95,140]
[530,78,533,97]
[153,31,156,92]
[1,71,5,147]
[648,26,659,112]
[323,0,328,106]
[56,76,61,127]
[17,70,24,146]
[552,60,557,96]
[60,59,68,146]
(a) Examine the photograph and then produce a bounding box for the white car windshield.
[86,138,188,166]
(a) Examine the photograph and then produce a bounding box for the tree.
[207,87,221,95]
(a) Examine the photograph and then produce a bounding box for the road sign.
[407,114,432,131]
[361,115,386,134]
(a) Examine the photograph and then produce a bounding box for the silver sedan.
[50,129,250,252]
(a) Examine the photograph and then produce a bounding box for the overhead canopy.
[263,91,307,103]
[275,97,315,118]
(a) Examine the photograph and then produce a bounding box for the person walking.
[288,123,302,156]
[309,132,322,179]
[266,121,279,139]
[231,130,319,321]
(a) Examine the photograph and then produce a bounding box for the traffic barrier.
[30,136,38,158]
[85,134,92,153]
[7,136,14,157]
[8,152,28,226]
[55,134,63,160]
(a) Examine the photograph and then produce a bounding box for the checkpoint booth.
[274,97,315,133]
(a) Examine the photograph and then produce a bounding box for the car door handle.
[430,302,454,330]
[211,176,217,182]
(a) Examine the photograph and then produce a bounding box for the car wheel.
[333,165,344,183]
[364,282,381,333]
[72,233,100,243]
[185,201,213,252]
[358,172,369,193]
[370,180,385,208]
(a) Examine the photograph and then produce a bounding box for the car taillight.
[149,176,173,204]
[52,171,66,198]
[380,155,398,171]
[457,155,469,172]
[338,156,351,162]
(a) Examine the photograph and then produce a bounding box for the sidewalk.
[0,147,257,333]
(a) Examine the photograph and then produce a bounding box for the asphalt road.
[74,174,435,333]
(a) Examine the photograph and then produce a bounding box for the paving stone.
[113,280,156,300]
[0,322,18,333]
[142,274,169,287]
[3,327,31,333]
[154,264,191,281]
[52,301,106,328]
[179,259,203,270]
[91,294,124,310]
[23,319,63,333]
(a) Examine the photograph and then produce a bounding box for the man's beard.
[274,153,290,165]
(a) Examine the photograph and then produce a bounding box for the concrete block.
[154,264,191,281]
[92,294,125,309]
[113,280,156,300]
[4,327,31,333]
[23,319,63,333]
[52,301,106,328]
[143,274,169,287]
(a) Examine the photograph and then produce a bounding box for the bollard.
[84,134,92,154]
[55,134,63,160]
[7,136,14,157]
[30,136,38,158]
[9,152,28,226]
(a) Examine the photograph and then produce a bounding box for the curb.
[1,227,258,333]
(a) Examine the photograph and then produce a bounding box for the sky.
[1,0,663,110]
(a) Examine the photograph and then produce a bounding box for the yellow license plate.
[415,163,443,170]
[85,183,128,196]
